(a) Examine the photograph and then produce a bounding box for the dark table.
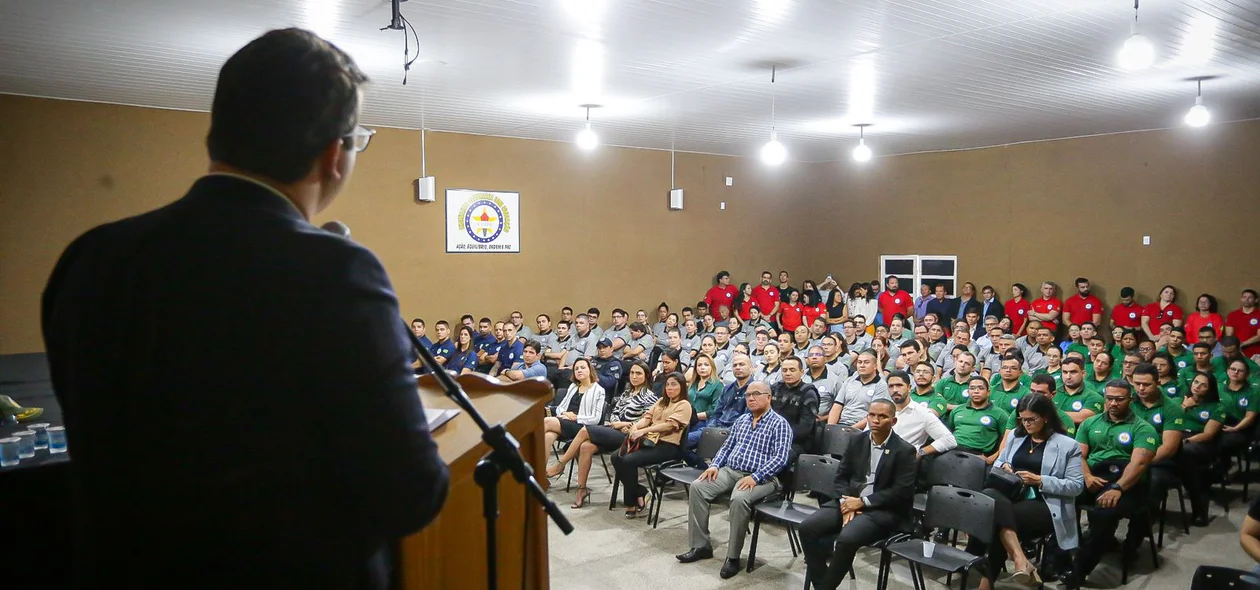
[2,373,73,589]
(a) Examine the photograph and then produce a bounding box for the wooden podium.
[398,373,554,590]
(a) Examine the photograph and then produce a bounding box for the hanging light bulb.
[759,65,786,166]
[575,105,598,150]
[852,124,873,163]
[1118,0,1155,70]
[1184,79,1210,127]
[761,129,786,166]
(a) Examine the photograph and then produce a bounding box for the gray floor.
[546,461,1256,589]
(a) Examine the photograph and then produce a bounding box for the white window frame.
[879,255,958,296]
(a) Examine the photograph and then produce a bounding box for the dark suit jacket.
[833,430,917,526]
[925,297,959,324]
[41,175,449,588]
[979,298,1006,322]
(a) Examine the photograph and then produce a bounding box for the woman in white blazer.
[543,358,607,449]
[966,394,1084,589]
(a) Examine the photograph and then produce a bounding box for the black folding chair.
[746,454,836,572]
[644,428,731,527]
[562,382,622,492]
[1191,565,1260,590]
[878,486,996,590]
[1156,469,1191,548]
[823,424,859,457]
[912,450,987,514]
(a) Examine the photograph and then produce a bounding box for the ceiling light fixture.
[575,104,599,150]
[1118,0,1155,70]
[760,66,786,166]
[1184,78,1211,127]
[852,124,873,163]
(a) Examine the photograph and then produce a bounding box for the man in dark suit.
[41,29,448,589]
[798,399,917,590]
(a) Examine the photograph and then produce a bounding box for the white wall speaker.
[415,176,436,203]
[669,188,684,210]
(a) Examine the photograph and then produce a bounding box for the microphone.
[320,220,351,238]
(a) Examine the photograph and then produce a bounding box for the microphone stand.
[406,329,574,589]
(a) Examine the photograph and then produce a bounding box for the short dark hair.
[207,29,367,183]
[460,314,474,323]
[1192,342,1212,352]
[435,320,449,328]
[612,308,628,317]
[522,340,542,354]
[886,370,911,386]
[1105,379,1133,397]
[629,321,647,334]
[1220,335,1241,348]
[1244,289,1259,299]
[561,306,573,313]
[537,313,551,322]
[411,318,424,326]
[781,356,804,370]
[1133,362,1158,381]
[1062,357,1085,370]
[1031,374,1058,391]
[587,307,601,316]
[478,317,492,325]
[1075,277,1089,285]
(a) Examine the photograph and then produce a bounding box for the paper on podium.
[424,407,459,431]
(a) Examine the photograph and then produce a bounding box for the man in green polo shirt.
[1056,357,1104,426]
[911,361,948,418]
[1180,343,1217,392]
[1075,379,1158,581]
[934,351,976,413]
[1159,327,1194,374]
[1212,336,1260,387]
[997,374,1078,459]
[948,377,1008,464]
[989,356,1030,414]
[1130,363,1187,523]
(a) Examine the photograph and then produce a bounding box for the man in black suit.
[798,399,917,590]
[41,29,448,589]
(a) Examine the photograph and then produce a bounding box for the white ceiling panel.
[2,0,1259,161]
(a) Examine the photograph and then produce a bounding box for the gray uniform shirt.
[833,374,892,428]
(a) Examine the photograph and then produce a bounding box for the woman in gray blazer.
[967,394,1085,589]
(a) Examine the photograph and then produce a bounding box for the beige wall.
[3,94,1256,353]
[806,121,1260,316]
[0,95,822,354]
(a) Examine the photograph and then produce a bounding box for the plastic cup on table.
[922,541,936,559]
[47,426,68,454]
[0,437,20,467]
[14,430,36,458]
[29,423,51,449]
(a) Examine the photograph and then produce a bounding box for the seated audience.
[770,357,821,460]
[1075,380,1157,581]
[948,377,1008,464]
[805,345,844,419]
[589,339,624,391]
[1180,371,1226,524]
[546,361,658,507]
[967,395,1084,590]
[1055,357,1103,426]
[885,370,954,457]
[910,361,949,417]
[611,373,694,517]
[445,325,478,375]
[676,381,793,579]
[827,350,891,428]
[489,322,523,377]
[543,358,607,448]
[496,340,546,383]
[1129,362,1186,525]
[757,344,784,386]
[799,399,916,590]
[686,353,723,430]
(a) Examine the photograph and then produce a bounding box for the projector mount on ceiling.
[380,0,420,85]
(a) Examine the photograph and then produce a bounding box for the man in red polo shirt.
[1062,277,1103,327]
[877,275,914,328]
[1225,288,1260,358]
[751,270,781,325]
[1029,281,1063,333]
[704,270,739,318]
[1109,286,1143,330]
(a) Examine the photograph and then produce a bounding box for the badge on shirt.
[1072,400,1083,411]
[1018,309,1025,316]
[1110,465,1121,474]
[1200,410,1210,420]
[1129,312,1138,319]
[1117,432,1131,445]
[980,415,993,426]
[1243,398,1251,407]
[865,388,874,397]
[1153,413,1163,424]
[1010,398,1019,408]
[1252,318,1258,326]
[1085,303,1092,310]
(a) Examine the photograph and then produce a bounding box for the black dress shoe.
[676,547,714,563]
[720,558,741,579]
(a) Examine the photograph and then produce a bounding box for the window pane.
[920,258,956,276]
[923,278,955,296]
[883,259,915,275]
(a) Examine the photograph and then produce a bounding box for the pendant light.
[760,66,786,166]
[575,104,599,150]
[1184,78,1210,127]
[1118,0,1155,70]
[852,124,873,163]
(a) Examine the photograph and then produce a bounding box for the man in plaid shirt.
[676,381,794,579]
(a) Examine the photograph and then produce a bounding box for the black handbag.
[984,466,1027,501]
